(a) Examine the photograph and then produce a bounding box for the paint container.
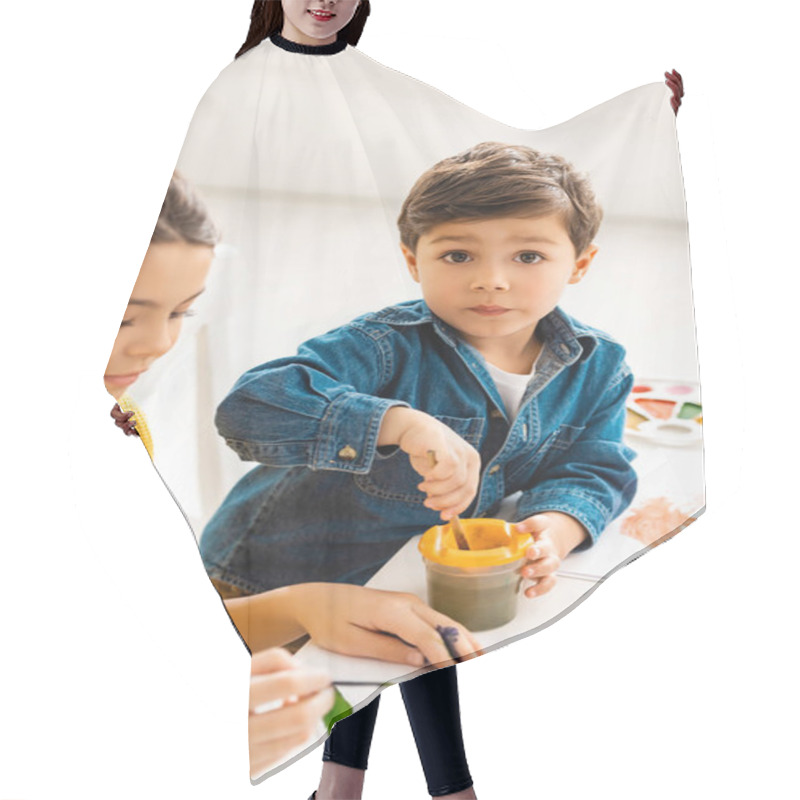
[625,379,703,446]
[418,519,533,631]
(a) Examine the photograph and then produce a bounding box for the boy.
[200,142,637,602]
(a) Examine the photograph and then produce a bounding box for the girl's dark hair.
[152,172,220,248]
[236,1,371,58]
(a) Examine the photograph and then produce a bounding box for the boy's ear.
[400,243,421,283]
[569,244,598,284]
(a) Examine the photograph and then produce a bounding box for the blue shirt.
[200,300,637,593]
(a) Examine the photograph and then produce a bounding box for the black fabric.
[269,32,347,55]
[323,667,473,796]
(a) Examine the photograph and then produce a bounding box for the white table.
[295,438,704,713]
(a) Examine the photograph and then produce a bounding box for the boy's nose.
[471,267,510,292]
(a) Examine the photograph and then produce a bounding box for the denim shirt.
[200,300,637,593]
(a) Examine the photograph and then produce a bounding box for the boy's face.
[401,214,597,358]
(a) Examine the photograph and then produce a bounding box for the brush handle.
[450,516,470,550]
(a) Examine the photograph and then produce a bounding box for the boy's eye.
[442,251,472,264]
[515,252,543,265]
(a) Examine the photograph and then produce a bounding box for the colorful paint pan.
[626,409,648,430]
[678,402,702,420]
[624,379,702,447]
[635,398,676,420]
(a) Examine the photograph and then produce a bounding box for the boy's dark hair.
[236,1,371,59]
[152,172,220,248]
[397,142,602,255]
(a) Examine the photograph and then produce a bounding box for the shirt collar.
[536,307,599,364]
[367,300,598,363]
[269,33,348,56]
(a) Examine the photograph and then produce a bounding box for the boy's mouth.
[308,9,335,21]
[469,305,510,316]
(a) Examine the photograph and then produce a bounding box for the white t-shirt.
[485,354,540,421]
[485,354,541,519]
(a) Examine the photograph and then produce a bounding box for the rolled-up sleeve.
[513,365,638,545]
[215,325,409,473]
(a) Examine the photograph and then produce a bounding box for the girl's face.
[104,241,213,399]
[280,0,361,46]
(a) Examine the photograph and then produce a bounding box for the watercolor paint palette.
[625,379,702,446]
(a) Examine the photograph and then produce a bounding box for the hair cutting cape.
[129,35,703,778]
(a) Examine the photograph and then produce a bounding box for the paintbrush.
[427,450,470,550]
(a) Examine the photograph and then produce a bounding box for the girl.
[106,170,481,780]
[237,0,370,54]
[105,172,217,454]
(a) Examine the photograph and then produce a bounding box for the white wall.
[1,2,795,799]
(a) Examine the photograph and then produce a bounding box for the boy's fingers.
[409,452,457,480]
[524,575,557,598]
[433,498,474,521]
[525,540,556,560]
[423,484,473,511]
[523,556,560,579]
[417,467,470,496]
[516,516,550,536]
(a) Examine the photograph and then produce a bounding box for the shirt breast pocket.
[506,423,586,484]
[354,415,484,504]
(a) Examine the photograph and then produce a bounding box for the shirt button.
[560,344,571,355]
[338,445,358,461]
[488,465,501,475]
[490,409,504,419]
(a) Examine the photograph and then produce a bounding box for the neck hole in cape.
[270,33,348,56]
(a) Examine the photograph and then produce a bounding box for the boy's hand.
[515,512,589,598]
[379,407,480,520]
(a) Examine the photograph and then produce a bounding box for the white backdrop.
[1,2,796,799]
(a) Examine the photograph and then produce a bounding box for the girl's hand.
[248,648,334,778]
[292,583,483,668]
[515,512,588,598]
[665,69,684,115]
[380,407,481,520]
